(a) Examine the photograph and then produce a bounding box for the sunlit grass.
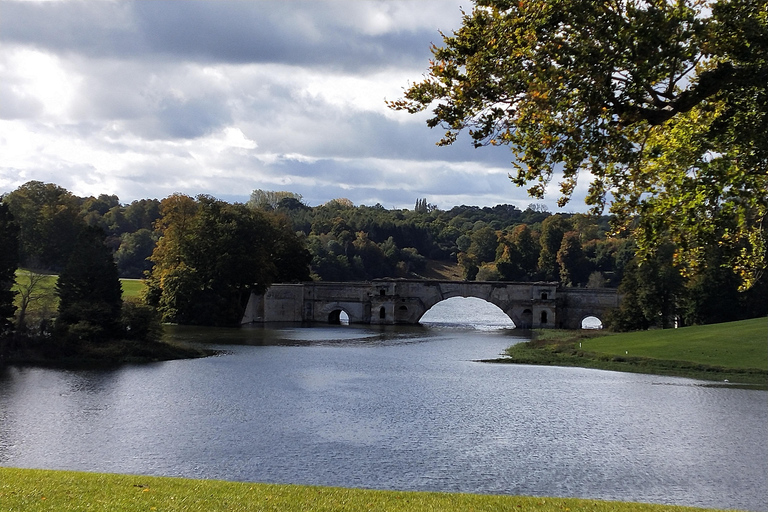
[501,318,768,386]
[120,279,146,300]
[12,270,146,311]
[0,467,737,512]
[581,317,767,370]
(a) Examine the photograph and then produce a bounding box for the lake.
[1,298,766,511]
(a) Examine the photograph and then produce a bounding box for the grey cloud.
[0,1,142,57]
[1,1,446,71]
[155,96,232,139]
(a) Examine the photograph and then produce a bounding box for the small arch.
[379,306,386,319]
[540,311,548,324]
[328,309,350,325]
[520,309,533,329]
[398,305,408,311]
[581,315,603,329]
[379,289,386,296]
[541,292,548,300]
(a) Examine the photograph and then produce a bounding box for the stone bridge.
[242,280,620,329]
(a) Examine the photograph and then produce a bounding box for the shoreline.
[0,337,215,369]
[485,324,767,389]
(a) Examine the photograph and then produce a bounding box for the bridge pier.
[242,280,619,329]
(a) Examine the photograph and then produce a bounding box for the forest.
[1,181,766,344]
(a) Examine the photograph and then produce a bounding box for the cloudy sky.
[1,0,585,211]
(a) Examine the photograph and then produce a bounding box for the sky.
[1,0,587,211]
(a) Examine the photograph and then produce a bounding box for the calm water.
[1,298,766,511]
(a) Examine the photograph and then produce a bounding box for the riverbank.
[489,317,768,388]
[5,274,214,367]
[0,467,740,512]
[0,333,214,368]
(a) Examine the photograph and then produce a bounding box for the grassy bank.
[0,467,738,512]
[494,318,767,387]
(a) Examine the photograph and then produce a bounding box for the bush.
[121,298,162,342]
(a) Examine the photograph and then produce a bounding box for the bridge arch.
[402,281,558,329]
[419,297,515,328]
[319,301,363,324]
[327,308,350,325]
[581,315,603,329]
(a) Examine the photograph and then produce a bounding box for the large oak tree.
[390,0,767,289]
[145,195,312,326]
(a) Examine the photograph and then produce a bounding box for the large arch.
[419,296,516,327]
[408,281,557,329]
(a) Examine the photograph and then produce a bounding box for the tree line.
[0,183,312,361]
[1,181,765,353]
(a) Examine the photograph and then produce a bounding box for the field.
[12,271,146,312]
[501,318,768,386]
[120,279,146,300]
[0,467,739,512]
[581,317,767,370]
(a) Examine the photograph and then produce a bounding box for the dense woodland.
[0,180,765,348]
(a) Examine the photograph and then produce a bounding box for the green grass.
[497,318,768,387]
[120,279,146,300]
[0,467,738,512]
[582,317,767,370]
[12,270,146,311]
[12,269,58,295]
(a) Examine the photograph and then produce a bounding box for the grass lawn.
[0,467,737,512]
[499,318,768,386]
[120,279,146,300]
[13,270,146,311]
[581,317,767,370]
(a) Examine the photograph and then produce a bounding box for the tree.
[511,224,540,278]
[468,225,499,263]
[146,195,311,325]
[114,228,158,278]
[351,231,392,279]
[458,252,479,281]
[557,231,591,286]
[414,198,436,213]
[13,270,56,335]
[389,0,767,289]
[248,190,304,210]
[0,202,19,338]
[538,215,570,280]
[270,218,312,284]
[608,243,683,330]
[4,181,84,269]
[56,226,123,341]
[123,198,161,231]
